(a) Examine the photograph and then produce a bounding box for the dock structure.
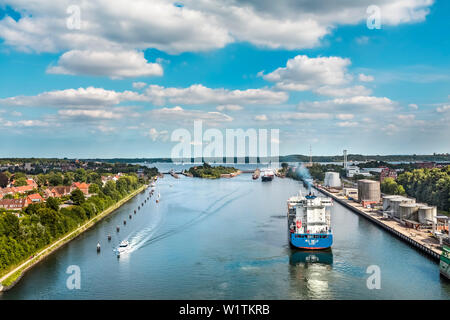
[315,185,443,261]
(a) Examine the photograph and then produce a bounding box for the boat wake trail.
[138,189,245,249]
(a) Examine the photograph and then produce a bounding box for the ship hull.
[261,176,274,182]
[289,233,333,250]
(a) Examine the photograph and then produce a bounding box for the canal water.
[1,172,449,299]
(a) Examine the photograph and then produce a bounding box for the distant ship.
[261,168,274,182]
[287,190,333,249]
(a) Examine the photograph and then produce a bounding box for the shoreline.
[0,184,148,292]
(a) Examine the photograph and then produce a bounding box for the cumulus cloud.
[298,96,397,112]
[0,0,433,56]
[47,50,163,79]
[409,103,419,110]
[0,87,146,108]
[133,82,148,90]
[145,84,288,106]
[147,128,169,141]
[358,73,374,82]
[263,55,352,91]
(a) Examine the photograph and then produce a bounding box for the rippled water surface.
[2,172,449,299]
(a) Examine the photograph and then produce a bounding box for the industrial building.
[357,179,381,207]
[343,187,358,200]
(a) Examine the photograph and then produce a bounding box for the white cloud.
[437,105,450,113]
[47,50,163,79]
[279,112,332,120]
[337,121,358,127]
[358,73,374,82]
[133,82,148,90]
[147,128,169,141]
[58,109,122,120]
[298,96,397,112]
[397,114,415,121]
[315,85,371,97]
[146,106,233,126]
[0,87,146,108]
[263,55,352,91]
[0,0,433,56]
[254,114,268,121]
[408,103,419,110]
[216,104,243,111]
[336,114,354,120]
[145,84,288,106]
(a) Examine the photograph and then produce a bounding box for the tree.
[381,178,406,195]
[0,172,8,188]
[70,189,85,205]
[63,172,74,186]
[88,183,101,195]
[74,169,87,183]
[13,177,28,187]
[46,197,61,212]
[48,172,63,186]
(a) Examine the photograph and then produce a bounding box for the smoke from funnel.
[295,163,313,191]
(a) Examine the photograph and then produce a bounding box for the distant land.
[2,154,448,164]
[78,154,450,164]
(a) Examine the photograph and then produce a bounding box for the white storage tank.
[418,206,437,224]
[399,203,419,221]
[324,172,341,188]
[382,195,401,211]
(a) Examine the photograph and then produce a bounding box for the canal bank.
[313,185,442,261]
[1,174,449,299]
[0,184,148,292]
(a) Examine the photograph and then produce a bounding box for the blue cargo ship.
[287,190,333,250]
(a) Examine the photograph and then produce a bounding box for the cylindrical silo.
[382,195,401,211]
[357,180,381,203]
[399,203,419,221]
[389,198,404,218]
[418,206,433,224]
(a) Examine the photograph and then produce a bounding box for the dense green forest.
[396,167,450,213]
[188,163,238,179]
[0,175,143,275]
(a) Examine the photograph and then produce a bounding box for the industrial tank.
[418,206,437,224]
[324,172,341,188]
[357,180,380,203]
[382,195,401,211]
[399,203,419,221]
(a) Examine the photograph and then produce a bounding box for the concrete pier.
[315,185,442,261]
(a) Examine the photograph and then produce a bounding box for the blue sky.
[0,0,449,158]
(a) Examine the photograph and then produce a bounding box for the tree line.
[0,174,143,274]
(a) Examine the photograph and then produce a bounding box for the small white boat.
[117,240,129,257]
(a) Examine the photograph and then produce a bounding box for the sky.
[0,0,449,158]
